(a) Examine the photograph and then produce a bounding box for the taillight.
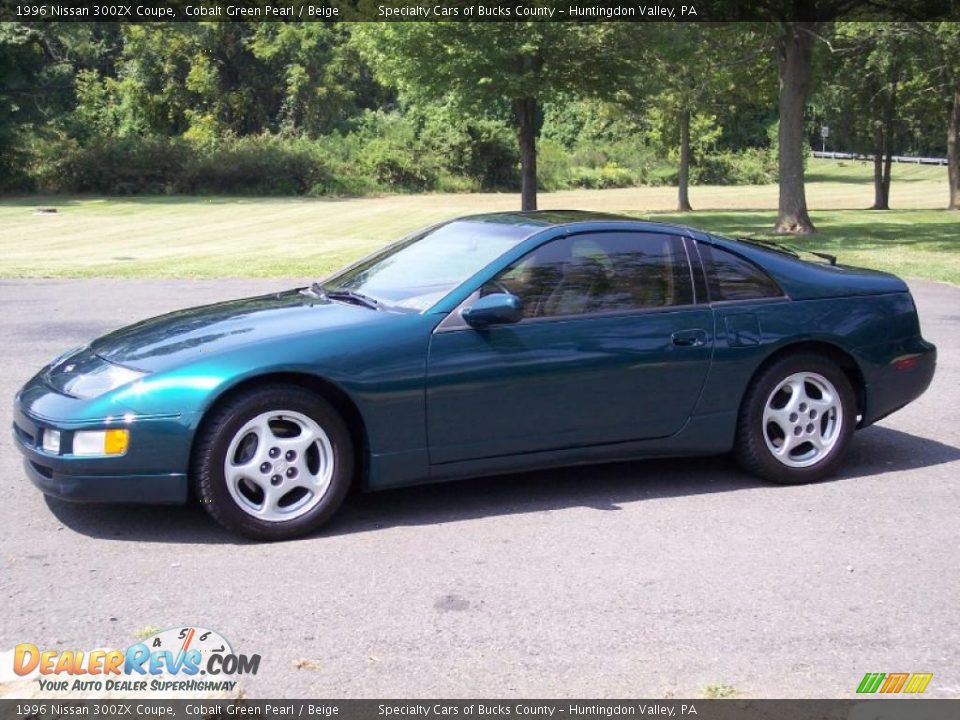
[893,356,919,371]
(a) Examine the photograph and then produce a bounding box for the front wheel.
[194,384,354,540]
[735,353,856,484]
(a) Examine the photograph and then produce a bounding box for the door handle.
[672,329,708,347]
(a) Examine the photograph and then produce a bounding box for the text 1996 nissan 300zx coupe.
[13,211,936,540]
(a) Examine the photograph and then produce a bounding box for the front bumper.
[13,394,190,505]
[21,458,187,504]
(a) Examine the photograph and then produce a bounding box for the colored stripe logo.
[857,672,933,694]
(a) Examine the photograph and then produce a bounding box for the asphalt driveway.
[1,278,957,698]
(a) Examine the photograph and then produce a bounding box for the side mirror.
[462,293,523,328]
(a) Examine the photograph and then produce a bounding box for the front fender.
[110,315,435,459]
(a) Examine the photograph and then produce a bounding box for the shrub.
[182,136,336,195]
[14,109,778,197]
[435,173,479,193]
[537,138,576,191]
[357,139,437,192]
[35,135,191,194]
[457,120,519,191]
[417,110,519,191]
[692,148,777,186]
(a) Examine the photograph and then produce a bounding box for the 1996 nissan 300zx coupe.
[13,211,936,540]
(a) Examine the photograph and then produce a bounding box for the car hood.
[86,289,385,373]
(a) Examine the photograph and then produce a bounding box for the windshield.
[322,220,533,312]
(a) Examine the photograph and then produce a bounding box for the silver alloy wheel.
[762,371,843,468]
[223,410,334,522]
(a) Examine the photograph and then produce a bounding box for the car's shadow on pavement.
[45,425,960,545]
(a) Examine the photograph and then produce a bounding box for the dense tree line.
[1,20,957,233]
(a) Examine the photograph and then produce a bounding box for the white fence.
[812,150,948,166]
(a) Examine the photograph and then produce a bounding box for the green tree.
[0,22,104,187]
[757,1,954,232]
[353,22,633,211]
[817,23,929,210]
[771,19,822,234]
[248,23,385,137]
[629,23,773,211]
[0,23,44,187]
[66,22,379,141]
[916,23,960,210]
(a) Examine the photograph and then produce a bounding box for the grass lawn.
[1,158,957,284]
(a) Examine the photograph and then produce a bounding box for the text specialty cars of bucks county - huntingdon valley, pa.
[12,211,936,540]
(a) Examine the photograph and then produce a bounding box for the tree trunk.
[774,22,816,234]
[882,144,893,208]
[871,124,892,210]
[872,71,899,211]
[871,124,886,209]
[949,88,959,211]
[515,97,538,212]
[677,107,693,212]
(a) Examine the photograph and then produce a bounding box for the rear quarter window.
[698,242,783,301]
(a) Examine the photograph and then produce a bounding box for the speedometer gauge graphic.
[143,626,233,672]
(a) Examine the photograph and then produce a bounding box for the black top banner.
[2,0,959,22]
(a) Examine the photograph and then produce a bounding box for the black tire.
[193,384,354,541]
[734,353,856,484]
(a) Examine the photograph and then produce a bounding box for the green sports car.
[13,211,936,540]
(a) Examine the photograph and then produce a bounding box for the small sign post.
[820,125,829,153]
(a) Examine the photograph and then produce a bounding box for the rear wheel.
[194,384,353,540]
[735,353,856,484]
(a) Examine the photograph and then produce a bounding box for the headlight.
[63,363,147,400]
[48,345,85,371]
[73,429,129,457]
[42,429,61,455]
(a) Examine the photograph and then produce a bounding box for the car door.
[425,231,714,464]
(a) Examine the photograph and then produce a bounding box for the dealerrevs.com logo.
[12,627,259,693]
[856,672,933,694]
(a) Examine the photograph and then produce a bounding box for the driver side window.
[482,232,693,319]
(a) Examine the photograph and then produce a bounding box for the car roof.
[456,210,693,234]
